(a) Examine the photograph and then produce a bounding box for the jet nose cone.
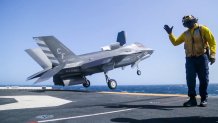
[148,49,154,54]
[145,48,154,55]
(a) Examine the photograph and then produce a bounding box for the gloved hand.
[164,25,173,34]
[210,58,215,65]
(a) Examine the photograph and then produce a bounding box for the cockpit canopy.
[101,42,121,51]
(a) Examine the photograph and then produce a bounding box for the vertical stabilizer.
[117,31,126,46]
[34,36,78,63]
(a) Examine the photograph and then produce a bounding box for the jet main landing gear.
[108,79,117,89]
[83,77,90,88]
[104,72,117,89]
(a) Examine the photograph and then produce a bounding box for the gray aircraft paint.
[26,31,153,89]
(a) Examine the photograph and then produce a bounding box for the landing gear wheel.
[108,79,117,89]
[83,80,90,88]
[137,70,141,75]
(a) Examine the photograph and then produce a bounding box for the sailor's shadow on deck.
[105,104,183,111]
[111,117,218,123]
[80,96,177,109]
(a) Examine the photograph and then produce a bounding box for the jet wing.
[81,55,130,72]
[81,57,113,69]
[100,54,134,71]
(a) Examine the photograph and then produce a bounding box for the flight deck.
[0,87,218,123]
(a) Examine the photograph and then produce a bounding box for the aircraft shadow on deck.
[111,117,218,123]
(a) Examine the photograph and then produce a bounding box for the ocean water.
[52,84,218,96]
[1,84,218,96]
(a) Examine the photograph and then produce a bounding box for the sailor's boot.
[199,97,208,107]
[183,97,197,107]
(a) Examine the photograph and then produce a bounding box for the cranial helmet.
[182,15,198,24]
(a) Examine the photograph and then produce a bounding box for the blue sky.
[0,0,218,85]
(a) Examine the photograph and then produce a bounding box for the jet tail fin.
[117,31,126,46]
[34,36,79,63]
[25,48,53,69]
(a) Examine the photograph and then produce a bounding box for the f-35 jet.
[26,31,153,89]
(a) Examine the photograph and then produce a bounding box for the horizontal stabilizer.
[35,64,65,83]
[27,67,51,80]
[25,48,52,69]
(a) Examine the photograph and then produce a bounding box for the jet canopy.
[101,31,126,51]
[101,43,121,51]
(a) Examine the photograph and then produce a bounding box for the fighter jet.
[25,31,153,89]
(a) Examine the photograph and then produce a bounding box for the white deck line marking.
[38,97,185,123]
[0,95,72,111]
[38,108,134,123]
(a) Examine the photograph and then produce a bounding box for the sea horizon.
[1,83,218,96]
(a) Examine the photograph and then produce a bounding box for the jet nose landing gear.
[136,65,141,76]
[137,70,141,75]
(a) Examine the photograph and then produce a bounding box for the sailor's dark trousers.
[185,54,209,99]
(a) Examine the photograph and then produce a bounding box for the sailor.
[164,15,216,107]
